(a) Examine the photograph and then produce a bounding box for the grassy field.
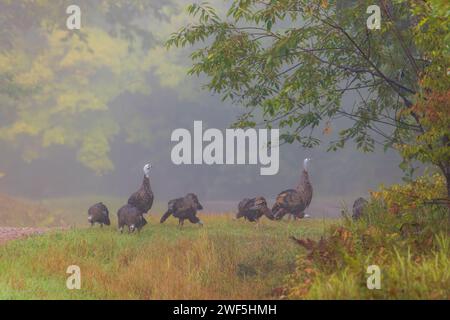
[0,215,335,299]
[1,190,448,300]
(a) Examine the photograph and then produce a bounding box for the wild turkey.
[160,193,204,228]
[272,158,313,220]
[117,204,148,233]
[127,163,154,214]
[352,197,368,220]
[88,202,111,227]
[236,197,274,222]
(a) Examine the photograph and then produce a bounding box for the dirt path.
[0,227,51,245]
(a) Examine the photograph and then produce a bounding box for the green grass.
[2,194,448,300]
[0,215,335,299]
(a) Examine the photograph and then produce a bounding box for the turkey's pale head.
[143,163,152,178]
[303,158,311,172]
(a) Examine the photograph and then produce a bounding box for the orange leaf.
[323,122,332,135]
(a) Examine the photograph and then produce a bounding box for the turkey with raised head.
[236,197,274,222]
[272,158,313,220]
[127,163,154,215]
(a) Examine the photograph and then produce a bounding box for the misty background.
[0,0,405,216]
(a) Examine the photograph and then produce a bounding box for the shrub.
[286,175,450,299]
[370,173,447,215]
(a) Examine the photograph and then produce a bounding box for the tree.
[0,0,170,174]
[400,0,450,205]
[167,0,450,201]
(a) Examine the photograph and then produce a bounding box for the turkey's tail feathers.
[271,202,280,214]
[271,203,285,220]
[160,210,172,223]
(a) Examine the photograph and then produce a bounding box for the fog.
[0,0,405,215]
[0,82,404,207]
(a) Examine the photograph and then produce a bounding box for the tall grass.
[0,215,334,299]
[286,203,450,300]
[301,234,450,299]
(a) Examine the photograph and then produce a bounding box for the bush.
[370,173,447,214]
[286,175,450,299]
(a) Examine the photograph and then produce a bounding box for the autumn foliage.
[370,173,447,214]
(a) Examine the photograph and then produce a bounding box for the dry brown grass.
[0,193,67,227]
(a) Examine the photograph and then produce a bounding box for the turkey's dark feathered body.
[117,204,147,233]
[128,176,154,214]
[237,197,273,222]
[272,189,307,219]
[352,197,368,220]
[88,202,111,226]
[160,193,203,227]
[273,169,313,220]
